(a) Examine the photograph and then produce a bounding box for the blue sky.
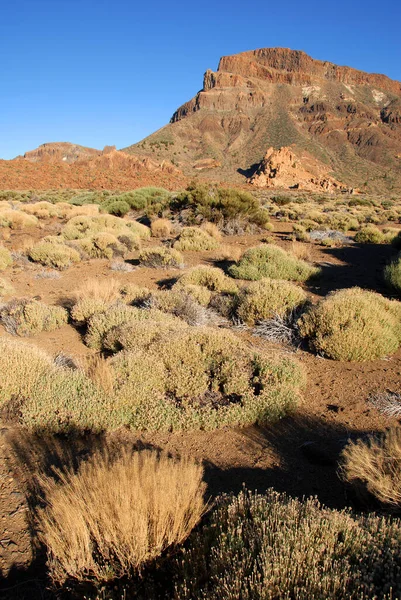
[0,0,400,159]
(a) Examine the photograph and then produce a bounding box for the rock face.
[248,146,349,192]
[126,48,401,192]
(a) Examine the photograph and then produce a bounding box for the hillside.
[125,48,401,192]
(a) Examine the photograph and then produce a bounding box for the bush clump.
[139,246,183,268]
[354,225,385,244]
[229,244,320,282]
[174,266,238,294]
[174,488,401,599]
[0,245,13,270]
[384,254,401,295]
[341,428,401,509]
[174,227,220,251]
[236,278,307,325]
[0,299,68,336]
[172,183,270,229]
[38,450,206,584]
[298,287,401,361]
[151,218,173,238]
[28,240,81,269]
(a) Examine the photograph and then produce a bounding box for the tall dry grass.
[72,277,122,304]
[341,428,401,508]
[38,450,206,584]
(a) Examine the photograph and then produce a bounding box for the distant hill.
[125,48,401,193]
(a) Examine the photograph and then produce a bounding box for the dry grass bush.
[70,278,123,322]
[151,218,173,238]
[0,245,13,270]
[342,428,401,509]
[290,240,312,261]
[298,287,401,361]
[84,354,114,394]
[354,225,387,244]
[174,283,212,306]
[292,224,311,242]
[174,227,220,251]
[229,244,320,282]
[28,240,81,269]
[0,298,68,336]
[120,283,152,305]
[175,488,401,599]
[139,246,183,268]
[236,278,307,325]
[214,244,243,262]
[174,265,238,294]
[384,254,401,295]
[38,450,206,584]
[0,277,14,296]
[200,221,222,241]
[0,210,38,229]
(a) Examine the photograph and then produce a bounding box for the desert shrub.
[72,232,127,259]
[0,210,38,229]
[139,246,183,268]
[120,283,152,305]
[21,201,59,219]
[174,284,212,306]
[354,225,385,244]
[229,244,320,282]
[151,218,173,238]
[38,450,206,584]
[236,278,307,325]
[116,187,172,214]
[384,254,401,294]
[28,240,80,269]
[0,277,14,296]
[62,214,149,241]
[85,305,176,349]
[104,318,188,353]
[298,287,401,361]
[0,299,68,336]
[116,230,142,251]
[175,488,401,599]
[151,289,215,326]
[174,227,220,251]
[0,245,13,270]
[292,224,310,242]
[172,183,270,229]
[100,198,130,217]
[342,428,401,509]
[175,266,238,294]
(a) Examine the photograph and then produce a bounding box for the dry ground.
[1,219,400,596]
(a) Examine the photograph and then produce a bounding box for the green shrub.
[298,287,401,361]
[100,198,130,217]
[28,240,81,269]
[172,183,270,229]
[139,246,183,268]
[354,225,385,244]
[174,227,220,251]
[229,245,320,282]
[0,246,13,270]
[175,488,401,599]
[62,214,149,241]
[115,187,172,214]
[236,278,307,325]
[175,266,238,294]
[384,254,401,294]
[0,299,68,336]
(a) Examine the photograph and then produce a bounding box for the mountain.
[0,146,185,190]
[125,48,401,193]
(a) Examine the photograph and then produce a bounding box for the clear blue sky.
[1,0,400,159]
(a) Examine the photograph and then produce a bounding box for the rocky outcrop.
[23,142,102,163]
[127,47,401,193]
[248,146,349,192]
